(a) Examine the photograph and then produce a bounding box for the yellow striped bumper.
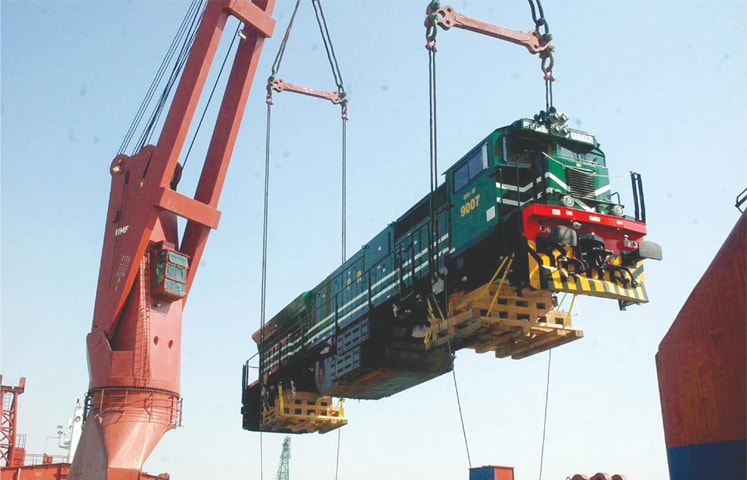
[528,247,649,304]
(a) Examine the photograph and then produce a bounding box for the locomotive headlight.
[560,195,575,207]
[610,204,624,216]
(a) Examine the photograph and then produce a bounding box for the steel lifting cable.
[425,8,473,470]
[312,0,345,97]
[527,0,546,32]
[258,3,301,476]
[312,2,349,470]
[335,426,342,480]
[119,0,206,155]
[449,331,472,468]
[528,0,555,112]
[137,21,199,151]
[138,0,207,153]
[537,294,574,479]
[258,95,273,480]
[427,296,472,468]
[340,115,347,263]
[425,3,559,477]
[260,2,348,477]
[269,0,302,77]
[538,349,552,480]
[178,22,242,179]
[267,0,349,263]
[312,0,349,264]
[427,40,439,279]
[260,0,300,398]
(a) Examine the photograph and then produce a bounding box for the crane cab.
[151,242,189,301]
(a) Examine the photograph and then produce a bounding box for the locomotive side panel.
[448,140,497,256]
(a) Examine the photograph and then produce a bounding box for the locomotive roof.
[509,117,598,147]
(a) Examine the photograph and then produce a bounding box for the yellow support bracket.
[486,254,514,316]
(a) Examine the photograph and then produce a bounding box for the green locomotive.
[242,111,661,432]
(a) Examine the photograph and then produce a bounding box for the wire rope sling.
[256,1,348,478]
[422,0,556,471]
[259,0,349,381]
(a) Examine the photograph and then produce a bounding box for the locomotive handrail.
[735,187,747,213]
[630,172,646,222]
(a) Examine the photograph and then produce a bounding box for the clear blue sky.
[1,1,745,479]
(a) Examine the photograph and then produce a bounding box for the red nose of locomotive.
[522,203,662,308]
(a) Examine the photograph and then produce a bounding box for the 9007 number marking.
[460,194,480,217]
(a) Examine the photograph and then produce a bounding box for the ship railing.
[21,453,69,466]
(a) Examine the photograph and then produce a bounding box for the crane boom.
[69,2,276,479]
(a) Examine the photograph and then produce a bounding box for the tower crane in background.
[276,437,291,480]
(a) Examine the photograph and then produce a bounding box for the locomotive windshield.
[555,141,606,167]
[501,135,605,168]
[504,118,605,168]
[501,135,551,167]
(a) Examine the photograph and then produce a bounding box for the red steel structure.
[0,376,26,469]
[656,211,746,479]
[67,2,276,479]
[0,375,171,480]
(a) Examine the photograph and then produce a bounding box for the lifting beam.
[425,4,552,54]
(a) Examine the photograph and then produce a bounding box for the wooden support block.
[261,390,347,434]
[429,283,583,359]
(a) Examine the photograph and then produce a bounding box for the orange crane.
[67,2,276,479]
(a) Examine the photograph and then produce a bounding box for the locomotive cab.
[443,111,661,307]
[504,113,661,306]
